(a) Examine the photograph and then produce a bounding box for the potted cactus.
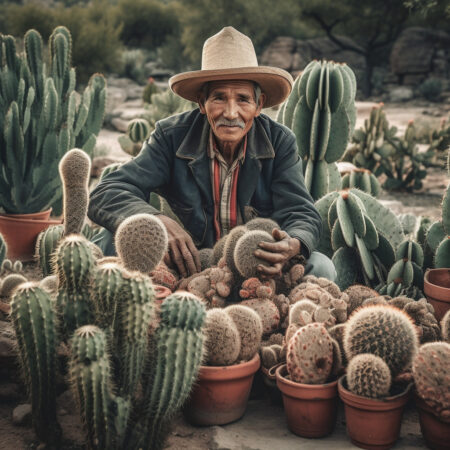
[412,341,450,450]
[183,305,263,426]
[338,304,418,449]
[0,27,106,260]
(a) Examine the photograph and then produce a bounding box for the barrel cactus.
[119,118,152,156]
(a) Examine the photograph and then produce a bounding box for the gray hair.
[200,81,262,105]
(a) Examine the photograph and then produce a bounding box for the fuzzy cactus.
[289,300,317,323]
[287,323,334,384]
[39,275,58,294]
[241,298,280,335]
[234,230,275,278]
[344,284,380,313]
[222,225,247,280]
[225,305,263,361]
[198,247,213,270]
[347,354,392,399]
[204,308,241,365]
[412,342,450,422]
[0,273,27,298]
[150,262,178,291]
[211,235,227,265]
[260,345,280,369]
[59,149,91,236]
[10,283,61,445]
[344,304,419,377]
[239,277,274,299]
[442,310,450,342]
[245,217,279,234]
[115,213,168,273]
[402,298,441,343]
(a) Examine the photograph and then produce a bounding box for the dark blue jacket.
[88,109,322,257]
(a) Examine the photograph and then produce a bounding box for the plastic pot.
[183,353,260,426]
[415,392,450,450]
[424,268,450,321]
[338,375,412,450]
[0,209,61,261]
[276,364,338,438]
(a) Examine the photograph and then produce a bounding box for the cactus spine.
[10,283,61,445]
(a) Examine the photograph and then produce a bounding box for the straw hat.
[169,27,293,108]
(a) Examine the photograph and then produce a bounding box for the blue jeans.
[93,228,336,282]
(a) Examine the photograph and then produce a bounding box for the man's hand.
[254,228,300,279]
[157,215,201,277]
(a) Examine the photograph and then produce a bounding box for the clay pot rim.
[0,208,53,220]
[198,353,260,381]
[424,268,450,295]
[414,391,450,424]
[0,215,61,225]
[276,364,338,399]
[338,375,412,410]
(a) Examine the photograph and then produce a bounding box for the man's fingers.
[272,228,288,240]
[254,249,285,264]
[180,243,198,276]
[257,262,283,278]
[186,239,201,272]
[258,240,289,253]
[170,242,188,277]
[163,252,171,267]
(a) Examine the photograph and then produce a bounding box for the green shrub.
[118,48,148,84]
[117,0,178,48]
[419,77,443,101]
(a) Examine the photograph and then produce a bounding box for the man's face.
[198,80,265,147]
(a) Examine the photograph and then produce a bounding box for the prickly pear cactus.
[342,168,380,197]
[347,353,392,398]
[344,304,419,377]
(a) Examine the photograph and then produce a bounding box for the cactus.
[241,298,280,335]
[344,304,419,377]
[59,149,91,235]
[347,353,392,398]
[222,225,247,280]
[287,323,334,384]
[39,275,58,294]
[0,234,6,266]
[118,118,151,157]
[211,235,227,265]
[203,308,240,365]
[341,168,380,197]
[401,298,441,343]
[278,61,357,200]
[35,225,64,276]
[0,273,27,298]
[0,28,105,214]
[115,214,168,274]
[198,247,213,270]
[225,305,263,361]
[100,162,122,180]
[10,283,61,445]
[234,230,275,278]
[142,77,160,104]
[245,217,279,234]
[412,342,450,421]
[442,310,450,342]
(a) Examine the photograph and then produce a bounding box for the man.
[88,27,336,281]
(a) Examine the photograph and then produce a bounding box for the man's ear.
[197,94,206,114]
[254,93,266,117]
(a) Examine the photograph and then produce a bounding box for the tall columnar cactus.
[35,225,64,276]
[115,214,168,274]
[277,60,357,200]
[0,27,106,214]
[344,103,396,173]
[59,149,91,236]
[341,168,381,197]
[344,304,419,377]
[286,322,334,384]
[347,353,392,399]
[54,235,96,336]
[412,342,450,421]
[315,188,404,290]
[129,292,206,449]
[118,118,152,157]
[9,283,61,445]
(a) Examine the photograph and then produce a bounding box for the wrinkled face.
[198,80,265,147]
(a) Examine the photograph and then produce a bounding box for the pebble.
[12,403,31,426]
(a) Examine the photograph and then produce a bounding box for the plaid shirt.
[208,131,247,240]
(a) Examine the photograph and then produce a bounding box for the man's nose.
[223,100,239,119]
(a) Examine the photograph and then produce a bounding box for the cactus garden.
[1,8,450,450]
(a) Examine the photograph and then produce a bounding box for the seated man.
[88,27,336,281]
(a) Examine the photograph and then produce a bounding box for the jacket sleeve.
[88,122,172,233]
[271,130,322,258]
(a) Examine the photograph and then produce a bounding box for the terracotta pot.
[276,364,338,438]
[0,209,60,261]
[3,208,52,221]
[415,392,450,450]
[183,353,260,426]
[424,269,450,321]
[338,376,412,450]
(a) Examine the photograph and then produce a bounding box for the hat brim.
[169,67,293,108]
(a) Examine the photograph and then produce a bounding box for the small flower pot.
[338,375,412,450]
[0,209,61,261]
[424,269,450,321]
[276,364,338,438]
[183,353,260,426]
[415,392,450,450]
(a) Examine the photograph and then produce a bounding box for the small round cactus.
[204,308,241,366]
[115,214,168,274]
[344,284,380,313]
[198,248,213,271]
[245,217,279,234]
[240,298,280,335]
[347,354,392,399]
[287,323,333,384]
[225,305,263,361]
[344,304,419,377]
[0,273,27,298]
[234,230,275,278]
[127,118,151,143]
[223,225,247,276]
[211,236,227,265]
[39,275,58,294]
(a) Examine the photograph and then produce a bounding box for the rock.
[91,156,129,178]
[105,87,128,116]
[388,86,414,102]
[12,403,31,426]
[111,117,129,133]
[57,390,77,417]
